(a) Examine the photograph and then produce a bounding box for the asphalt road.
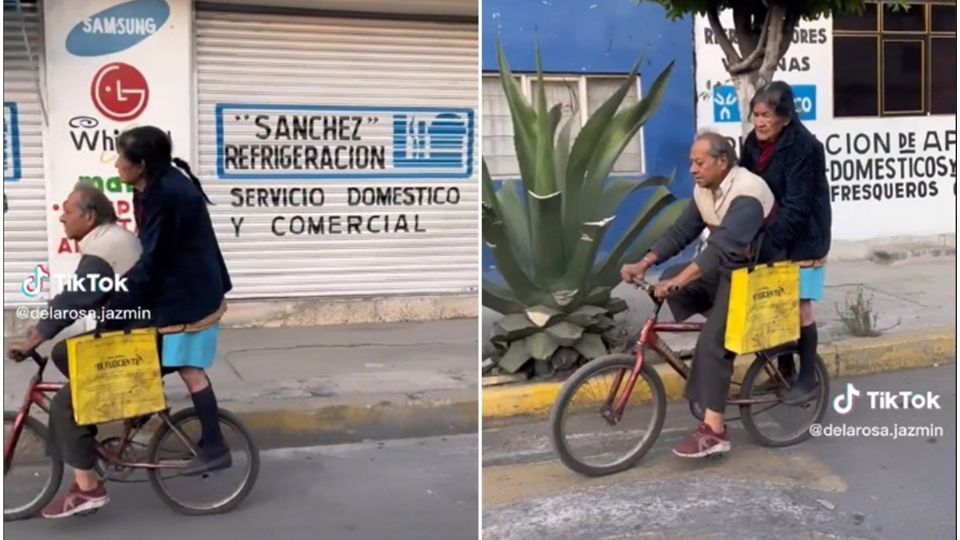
[482,363,957,540]
[6,434,478,540]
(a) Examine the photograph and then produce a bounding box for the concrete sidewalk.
[483,255,957,418]
[4,318,478,448]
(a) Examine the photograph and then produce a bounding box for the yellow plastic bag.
[67,328,166,426]
[725,262,801,354]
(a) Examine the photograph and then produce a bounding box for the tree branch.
[706,1,742,67]
[733,4,758,57]
[757,3,788,84]
[729,8,771,75]
[777,11,801,60]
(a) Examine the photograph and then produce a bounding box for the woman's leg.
[796,300,818,384]
[179,367,230,473]
[784,264,826,404]
[784,300,819,403]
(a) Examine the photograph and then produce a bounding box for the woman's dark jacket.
[108,165,232,327]
[740,121,832,262]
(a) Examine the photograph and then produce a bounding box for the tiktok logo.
[20,264,50,299]
[833,383,861,415]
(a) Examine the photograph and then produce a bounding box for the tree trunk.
[706,0,803,138]
[731,71,759,138]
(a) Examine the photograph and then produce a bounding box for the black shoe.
[180,449,232,476]
[782,380,819,405]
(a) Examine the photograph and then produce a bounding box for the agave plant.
[482,44,689,376]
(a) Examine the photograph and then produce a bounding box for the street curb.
[11,393,478,459]
[219,392,478,449]
[481,328,956,420]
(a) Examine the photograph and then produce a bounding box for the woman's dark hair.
[116,126,212,204]
[750,81,797,121]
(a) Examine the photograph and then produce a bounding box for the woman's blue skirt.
[161,324,220,369]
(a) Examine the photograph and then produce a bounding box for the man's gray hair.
[72,182,118,225]
[695,129,738,166]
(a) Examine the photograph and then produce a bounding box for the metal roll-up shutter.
[195,8,478,299]
[3,1,48,306]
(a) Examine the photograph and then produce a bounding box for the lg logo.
[90,62,150,122]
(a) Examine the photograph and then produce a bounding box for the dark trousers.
[660,264,737,414]
[47,331,172,470]
[47,333,98,470]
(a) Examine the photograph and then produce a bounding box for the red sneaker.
[672,423,731,458]
[41,482,109,519]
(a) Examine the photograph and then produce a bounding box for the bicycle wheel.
[3,411,64,521]
[739,351,830,447]
[550,354,666,477]
[147,408,259,515]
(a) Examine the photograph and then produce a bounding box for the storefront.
[3,0,48,306]
[3,0,478,311]
[195,3,478,298]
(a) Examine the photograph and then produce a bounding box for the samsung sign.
[66,0,170,57]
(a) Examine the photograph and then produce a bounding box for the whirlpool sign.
[66,0,170,57]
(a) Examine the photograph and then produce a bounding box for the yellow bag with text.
[67,328,166,426]
[725,262,800,354]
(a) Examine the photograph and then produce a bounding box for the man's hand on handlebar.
[8,343,33,362]
[620,260,651,285]
[7,328,43,363]
[654,278,682,300]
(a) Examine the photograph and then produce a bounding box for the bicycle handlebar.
[28,350,46,366]
[631,278,656,297]
[630,278,669,321]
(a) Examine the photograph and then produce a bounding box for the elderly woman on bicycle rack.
[741,81,832,406]
[620,130,777,458]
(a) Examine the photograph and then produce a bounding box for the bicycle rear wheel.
[550,354,666,477]
[147,408,259,515]
[3,412,64,521]
[739,351,830,447]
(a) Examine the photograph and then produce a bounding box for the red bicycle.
[549,279,830,477]
[3,352,260,521]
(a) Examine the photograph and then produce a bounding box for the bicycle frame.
[606,283,786,421]
[5,354,191,474]
[4,371,60,475]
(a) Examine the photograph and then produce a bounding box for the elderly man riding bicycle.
[8,183,144,517]
[621,130,777,458]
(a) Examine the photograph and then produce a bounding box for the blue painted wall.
[482,0,696,274]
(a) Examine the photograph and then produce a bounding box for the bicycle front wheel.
[550,354,666,477]
[147,408,260,515]
[3,411,63,521]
